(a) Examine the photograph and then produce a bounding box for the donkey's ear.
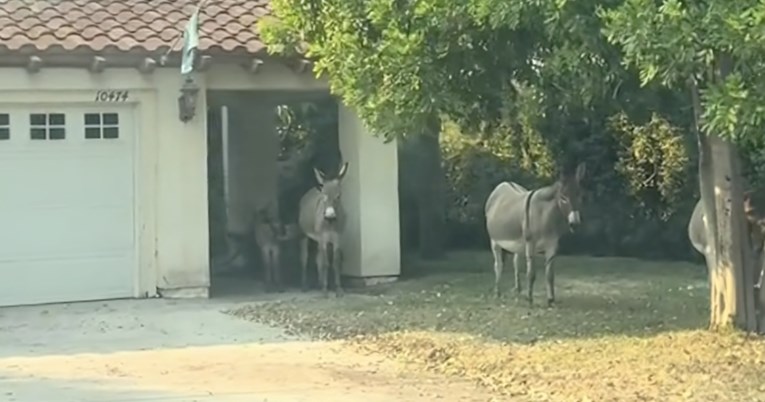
[313,167,325,185]
[744,191,757,213]
[337,162,349,179]
[575,162,586,182]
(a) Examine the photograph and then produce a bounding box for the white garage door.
[0,105,136,307]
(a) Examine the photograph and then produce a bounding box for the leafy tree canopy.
[601,0,765,145]
[262,0,471,139]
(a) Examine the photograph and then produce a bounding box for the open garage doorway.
[206,91,341,298]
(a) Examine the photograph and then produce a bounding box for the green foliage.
[742,148,765,190]
[275,103,312,161]
[609,112,691,219]
[438,114,698,259]
[601,0,765,143]
[441,120,553,226]
[439,77,557,246]
[259,0,765,262]
[260,0,484,140]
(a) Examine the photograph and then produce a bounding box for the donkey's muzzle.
[567,211,581,232]
[324,206,337,219]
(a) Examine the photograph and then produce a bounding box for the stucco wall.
[338,104,401,278]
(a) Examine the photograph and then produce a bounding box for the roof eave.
[0,46,307,71]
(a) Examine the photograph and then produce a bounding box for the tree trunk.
[415,115,446,259]
[707,135,757,331]
[758,259,765,332]
[690,78,765,332]
[690,74,759,332]
[690,78,717,268]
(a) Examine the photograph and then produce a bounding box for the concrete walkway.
[0,298,494,402]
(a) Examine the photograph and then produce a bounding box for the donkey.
[298,162,349,297]
[253,204,288,292]
[688,192,765,289]
[485,163,586,306]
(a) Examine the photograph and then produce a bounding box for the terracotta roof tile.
[0,0,271,55]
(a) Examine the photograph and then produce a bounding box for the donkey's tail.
[523,189,537,243]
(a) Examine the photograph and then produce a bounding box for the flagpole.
[162,0,213,64]
[180,6,201,76]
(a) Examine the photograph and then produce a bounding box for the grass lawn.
[229,250,765,402]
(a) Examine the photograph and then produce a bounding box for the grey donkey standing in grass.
[298,162,349,297]
[485,163,586,306]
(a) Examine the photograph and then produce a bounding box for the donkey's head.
[744,191,764,224]
[256,205,275,223]
[743,191,765,288]
[557,162,586,230]
[256,202,286,238]
[744,191,765,246]
[314,162,349,221]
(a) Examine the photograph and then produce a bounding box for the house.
[0,0,400,307]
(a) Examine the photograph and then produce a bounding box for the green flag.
[180,7,200,75]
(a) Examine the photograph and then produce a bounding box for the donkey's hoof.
[335,290,344,298]
[546,299,556,308]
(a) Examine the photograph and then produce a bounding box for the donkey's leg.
[333,245,344,297]
[263,249,273,292]
[544,246,558,307]
[490,241,504,298]
[271,245,284,292]
[525,242,536,306]
[317,243,329,297]
[513,252,522,296]
[300,238,310,292]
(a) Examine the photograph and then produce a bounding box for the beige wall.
[338,104,401,278]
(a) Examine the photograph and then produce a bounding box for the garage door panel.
[0,105,136,306]
[0,206,133,258]
[0,159,133,206]
[0,254,134,307]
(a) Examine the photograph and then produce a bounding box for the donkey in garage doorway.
[485,163,587,306]
[298,162,349,297]
[253,203,289,292]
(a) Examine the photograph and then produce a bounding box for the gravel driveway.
[0,298,494,402]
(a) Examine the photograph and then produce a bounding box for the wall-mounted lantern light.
[178,76,200,123]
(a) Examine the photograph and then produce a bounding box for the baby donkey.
[254,204,289,292]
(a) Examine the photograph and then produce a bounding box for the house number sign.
[95,90,129,102]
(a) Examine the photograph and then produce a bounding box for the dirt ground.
[0,340,498,402]
[230,252,765,402]
[0,297,496,402]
